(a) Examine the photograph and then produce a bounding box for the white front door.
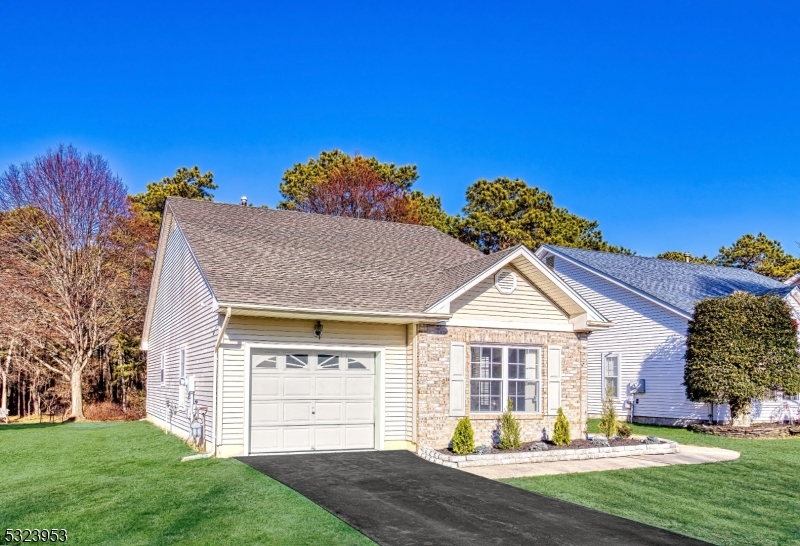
[249,349,376,453]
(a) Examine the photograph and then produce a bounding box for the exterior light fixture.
[314,320,323,339]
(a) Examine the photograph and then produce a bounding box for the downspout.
[212,307,232,457]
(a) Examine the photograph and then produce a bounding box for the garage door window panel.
[286,354,310,370]
[317,354,340,370]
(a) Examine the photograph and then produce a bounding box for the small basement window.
[494,268,517,294]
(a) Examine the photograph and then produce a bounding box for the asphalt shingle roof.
[546,245,795,315]
[167,198,490,314]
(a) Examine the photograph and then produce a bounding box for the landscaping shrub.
[498,399,521,449]
[598,386,618,439]
[685,292,800,426]
[451,416,475,454]
[617,422,632,439]
[552,407,571,445]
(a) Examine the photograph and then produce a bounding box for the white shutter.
[547,347,562,415]
[525,349,541,413]
[449,342,466,416]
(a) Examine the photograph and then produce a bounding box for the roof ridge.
[166,196,463,236]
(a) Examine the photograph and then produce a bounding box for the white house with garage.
[534,245,800,425]
[142,198,611,456]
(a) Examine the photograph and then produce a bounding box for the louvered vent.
[494,268,517,294]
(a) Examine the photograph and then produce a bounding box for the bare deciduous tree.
[0,145,146,419]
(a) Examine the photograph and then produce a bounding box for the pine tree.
[452,416,475,454]
[598,386,618,438]
[498,399,522,449]
[552,407,571,445]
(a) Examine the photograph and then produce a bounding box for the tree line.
[0,145,797,422]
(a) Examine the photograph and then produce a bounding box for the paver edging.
[418,439,679,468]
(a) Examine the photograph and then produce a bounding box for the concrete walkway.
[464,444,740,480]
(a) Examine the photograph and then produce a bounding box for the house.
[787,272,800,288]
[534,245,800,425]
[142,199,611,456]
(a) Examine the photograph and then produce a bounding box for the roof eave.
[217,302,451,324]
[535,245,693,321]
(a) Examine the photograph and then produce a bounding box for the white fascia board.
[425,245,610,325]
[516,245,610,324]
[536,245,693,321]
[219,302,451,324]
[424,247,528,314]
[141,209,174,349]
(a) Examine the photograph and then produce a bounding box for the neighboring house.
[534,245,800,425]
[142,199,611,456]
[787,272,800,288]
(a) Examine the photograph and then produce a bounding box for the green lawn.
[505,420,800,545]
[0,421,373,546]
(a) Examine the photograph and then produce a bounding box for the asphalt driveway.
[238,450,709,546]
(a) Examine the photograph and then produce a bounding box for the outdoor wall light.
[314,320,323,339]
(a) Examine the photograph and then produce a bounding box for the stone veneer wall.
[416,325,589,449]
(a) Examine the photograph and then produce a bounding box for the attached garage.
[245,346,379,454]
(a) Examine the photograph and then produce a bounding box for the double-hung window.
[604,354,620,398]
[470,346,541,413]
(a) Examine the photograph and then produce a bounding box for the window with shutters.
[470,346,541,413]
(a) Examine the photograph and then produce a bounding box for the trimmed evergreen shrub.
[497,399,521,450]
[598,386,618,439]
[616,422,632,439]
[685,292,800,426]
[451,416,475,455]
[552,407,571,445]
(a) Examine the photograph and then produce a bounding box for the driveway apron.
[238,450,709,546]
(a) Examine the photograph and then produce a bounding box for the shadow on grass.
[0,419,73,431]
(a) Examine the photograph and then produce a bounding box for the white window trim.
[178,346,187,381]
[159,352,166,385]
[243,342,386,457]
[603,352,621,399]
[469,344,542,414]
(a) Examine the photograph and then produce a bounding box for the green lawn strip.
[503,419,800,545]
[0,421,373,546]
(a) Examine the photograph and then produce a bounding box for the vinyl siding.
[450,266,571,327]
[145,221,218,441]
[554,260,800,423]
[219,317,409,448]
[552,260,709,421]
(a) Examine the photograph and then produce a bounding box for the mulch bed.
[438,438,653,456]
[688,422,800,439]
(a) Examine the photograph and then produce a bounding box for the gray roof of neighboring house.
[543,245,796,316]
[167,198,489,314]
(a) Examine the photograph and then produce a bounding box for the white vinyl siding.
[145,221,218,441]
[450,266,571,327]
[220,316,408,447]
[553,259,703,421]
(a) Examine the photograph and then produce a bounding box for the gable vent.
[494,268,517,295]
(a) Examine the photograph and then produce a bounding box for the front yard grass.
[0,421,372,545]
[505,420,800,545]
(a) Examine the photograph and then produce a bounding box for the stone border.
[418,439,679,469]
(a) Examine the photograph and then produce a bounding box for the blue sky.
[1,1,797,256]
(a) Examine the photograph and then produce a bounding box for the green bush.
[616,422,632,439]
[598,386,618,439]
[451,416,475,454]
[497,399,521,450]
[685,292,800,426]
[552,407,571,445]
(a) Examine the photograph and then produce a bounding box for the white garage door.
[249,349,376,453]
